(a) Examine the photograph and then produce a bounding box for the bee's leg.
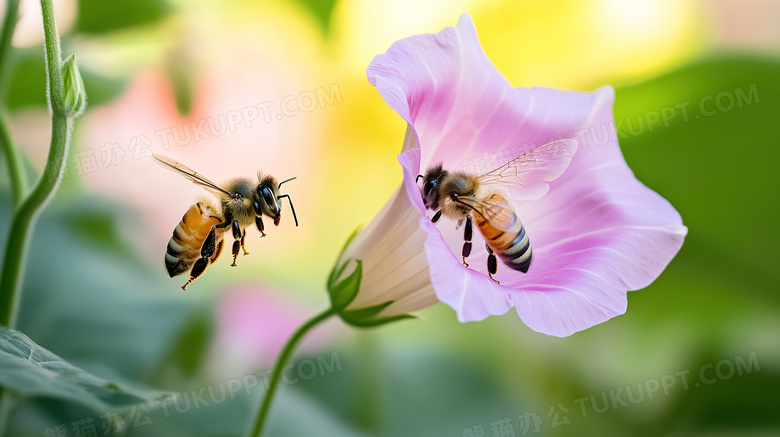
[485,243,499,284]
[182,257,209,290]
[462,215,473,267]
[230,220,241,267]
[431,210,442,223]
[240,228,249,255]
[184,221,230,289]
[210,239,224,263]
[255,216,266,237]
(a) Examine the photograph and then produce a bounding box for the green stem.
[0,0,20,91]
[0,0,70,328]
[249,308,336,437]
[0,3,72,434]
[0,0,24,206]
[0,113,25,206]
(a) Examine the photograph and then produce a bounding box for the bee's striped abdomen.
[475,213,532,273]
[165,201,223,277]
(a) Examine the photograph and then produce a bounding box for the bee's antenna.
[278,194,299,227]
[416,174,423,183]
[278,177,296,189]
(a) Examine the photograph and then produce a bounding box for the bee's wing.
[153,154,233,197]
[457,195,519,232]
[476,139,578,200]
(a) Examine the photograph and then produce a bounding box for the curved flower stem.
[249,307,336,437]
[0,0,24,206]
[0,0,69,329]
[0,115,25,206]
[0,1,21,433]
[0,0,20,88]
[0,2,72,435]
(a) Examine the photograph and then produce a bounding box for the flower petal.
[369,14,686,336]
[339,158,437,317]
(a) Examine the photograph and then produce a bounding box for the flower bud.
[62,54,87,117]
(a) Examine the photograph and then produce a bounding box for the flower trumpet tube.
[334,169,438,319]
[339,14,687,337]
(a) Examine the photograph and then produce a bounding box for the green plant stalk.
[0,0,25,206]
[0,0,70,329]
[249,308,336,437]
[0,0,20,89]
[0,0,21,431]
[0,2,72,435]
[0,115,25,206]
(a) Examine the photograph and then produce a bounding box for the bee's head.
[419,164,447,210]
[254,175,282,225]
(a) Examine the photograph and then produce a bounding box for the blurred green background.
[1,0,779,436]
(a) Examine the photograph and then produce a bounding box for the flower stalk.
[248,228,416,436]
[0,0,24,206]
[0,2,85,431]
[249,307,336,437]
[0,0,80,330]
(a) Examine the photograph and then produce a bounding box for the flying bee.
[417,139,577,282]
[153,154,298,290]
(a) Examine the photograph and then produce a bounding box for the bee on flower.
[333,14,686,337]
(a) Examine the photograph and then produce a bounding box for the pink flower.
[345,14,686,336]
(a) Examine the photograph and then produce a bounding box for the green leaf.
[327,259,362,311]
[75,0,173,34]
[0,327,168,412]
[339,301,415,328]
[343,313,415,329]
[342,301,391,320]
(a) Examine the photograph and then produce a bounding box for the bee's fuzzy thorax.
[220,177,256,226]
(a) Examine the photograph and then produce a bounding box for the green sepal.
[327,259,362,311]
[327,227,360,289]
[339,301,416,328]
[326,228,414,328]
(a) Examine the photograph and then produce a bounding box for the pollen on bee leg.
[462,241,472,267]
[241,229,249,255]
[231,240,240,266]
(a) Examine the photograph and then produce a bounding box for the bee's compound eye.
[423,179,437,197]
[261,187,275,206]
